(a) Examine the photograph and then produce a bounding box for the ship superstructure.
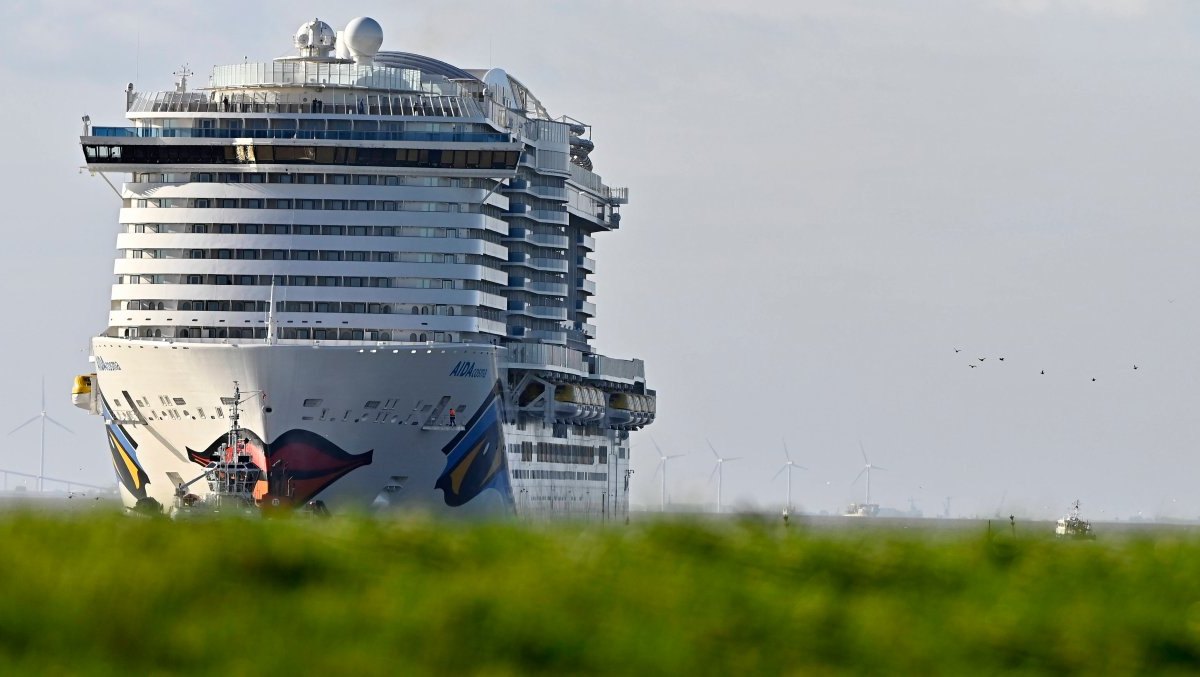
[76,17,655,518]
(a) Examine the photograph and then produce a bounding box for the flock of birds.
[954,347,1139,382]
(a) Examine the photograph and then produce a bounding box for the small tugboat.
[169,382,262,518]
[1055,500,1095,539]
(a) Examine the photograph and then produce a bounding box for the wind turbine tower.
[852,441,886,506]
[650,437,686,512]
[707,439,741,514]
[8,377,74,492]
[773,438,806,513]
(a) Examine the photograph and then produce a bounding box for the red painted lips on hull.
[187,429,374,506]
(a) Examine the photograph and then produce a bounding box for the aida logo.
[96,357,122,371]
[449,361,488,378]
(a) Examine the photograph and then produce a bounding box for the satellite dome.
[344,17,384,64]
[294,18,336,57]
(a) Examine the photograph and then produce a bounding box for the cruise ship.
[74,17,656,518]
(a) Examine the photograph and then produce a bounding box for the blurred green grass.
[0,511,1198,675]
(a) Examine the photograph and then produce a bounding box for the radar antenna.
[173,64,193,93]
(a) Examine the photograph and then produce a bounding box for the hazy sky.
[4,0,1200,519]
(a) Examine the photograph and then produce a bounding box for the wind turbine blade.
[859,440,869,464]
[873,465,888,472]
[8,416,40,435]
[708,463,719,484]
[794,465,808,471]
[651,461,662,482]
[772,466,787,481]
[724,456,743,462]
[45,416,74,435]
[667,453,687,460]
[706,438,721,460]
[40,376,45,412]
[782,438,792,463]
[649,434,665,457]
[852,467,866,485]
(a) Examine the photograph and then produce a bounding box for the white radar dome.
[295,18,336,57]
[344,17,384,64]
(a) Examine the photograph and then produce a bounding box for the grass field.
[1,510,1198,675]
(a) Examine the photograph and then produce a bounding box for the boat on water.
[843,502,879,518]
[1055,500,1095,539]
[74,16,655,518]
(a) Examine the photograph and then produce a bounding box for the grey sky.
[3,0,1198,519]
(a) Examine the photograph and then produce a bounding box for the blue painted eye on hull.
[435,383,513,508]
[100,397,150,499]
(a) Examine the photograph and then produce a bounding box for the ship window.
[379,332,391,341]
[409,333,418,341]
[194,199,209,208]
[190,250,204,259]
[180,301,191,311]
[187,276,202,284]
[351,330,364,340]
[365,401,380,409]
[419,333,427,342]
[325,200,345,210]
[304,399,323,407]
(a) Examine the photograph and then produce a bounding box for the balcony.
[576,256,597,273]
[575,300,597,316]
[576,278,597,295]
[527,330,567,344]
[528,257,569,273]
[503,228,569,249]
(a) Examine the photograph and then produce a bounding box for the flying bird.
[978,358,986,362]
[1133,365,1139,370]
[998,357,1005,362]
[969,364,977,369]
[1040,370,1045,375]
[954,348,962,353]
[1092,378,1097,382]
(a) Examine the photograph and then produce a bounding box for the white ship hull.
[93,338,514,516]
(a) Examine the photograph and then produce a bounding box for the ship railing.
[109,336,503,350]
[210,62,427,92]
[589,355,646,384]
[503,343,587,374]
[127,90,490,120]
[91,126,511,144]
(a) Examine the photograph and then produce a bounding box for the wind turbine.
[707,439,741,514]
[773,438,806,513]
[8,377,73,492]
[649,436,686,512]
[851,441,885,506]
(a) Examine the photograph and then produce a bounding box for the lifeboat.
[553,384,603,422]
[72,373,99,414]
